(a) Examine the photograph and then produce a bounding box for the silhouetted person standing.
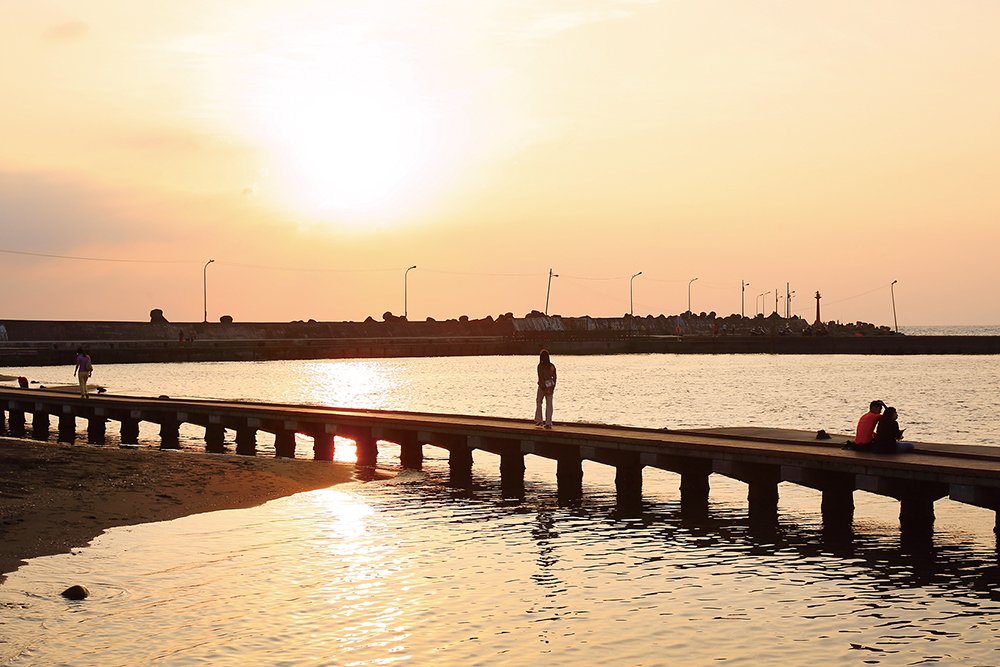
[74,348,93,398]
[534,349,557,428]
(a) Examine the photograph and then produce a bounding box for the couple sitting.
[849,400,915,454]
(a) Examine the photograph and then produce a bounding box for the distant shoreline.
[1,317,998,366]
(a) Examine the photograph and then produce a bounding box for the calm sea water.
[2,352,1000,666]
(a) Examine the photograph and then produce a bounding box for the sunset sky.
[2,1,998,325]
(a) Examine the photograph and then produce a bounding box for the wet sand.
[0,437,356,581]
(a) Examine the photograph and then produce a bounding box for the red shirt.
[855,411,880,444]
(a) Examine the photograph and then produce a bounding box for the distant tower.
[814,291,822,325]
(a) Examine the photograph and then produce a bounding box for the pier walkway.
[2,387,999,538]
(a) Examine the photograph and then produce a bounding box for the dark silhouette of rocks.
[149,309,168,324]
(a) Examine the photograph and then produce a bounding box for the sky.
[1,1,998,326]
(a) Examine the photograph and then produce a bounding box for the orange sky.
[1,1,998,325]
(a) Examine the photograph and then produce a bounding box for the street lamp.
[630,271,642,316]
[545,268,559,316]
[202,259,214,323]
[757,291,770,316]
[687,277,698,313]
[891,280,898,333]
[404,265,417,320]
[741,280,750,318]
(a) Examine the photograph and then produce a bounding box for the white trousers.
[534,386,553,426]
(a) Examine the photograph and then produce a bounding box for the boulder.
[61,585,90,600]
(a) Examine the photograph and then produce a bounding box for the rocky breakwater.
[1,310,997,367]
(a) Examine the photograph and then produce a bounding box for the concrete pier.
[3,387,1000,539]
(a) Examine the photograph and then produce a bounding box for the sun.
[238,35,456,224]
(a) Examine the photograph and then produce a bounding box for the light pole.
[687,277,698,313]
[786,283,795,319]
[404,265,417,320]
[545,268,559,316]
[758,291,770,316]
[774,288,779,315]
[202,259,214,323]
[891,280,898,333]
[630,271,642,316]
[741,280,750,318]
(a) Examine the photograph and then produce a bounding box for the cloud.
[241,183,259,197]
[41,20,90,43]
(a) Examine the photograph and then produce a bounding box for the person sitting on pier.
[871,406,914,454]
[854,399,885,448]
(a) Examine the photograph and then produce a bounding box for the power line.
[825,283,891,306]
[216,261,398,273]
[0,247,199,264]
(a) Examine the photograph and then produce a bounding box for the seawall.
[0,317,997,366]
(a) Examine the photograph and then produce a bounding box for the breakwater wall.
[0,318,997,367]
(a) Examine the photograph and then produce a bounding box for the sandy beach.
[0,437,358,581]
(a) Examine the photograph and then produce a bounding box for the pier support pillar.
[355,431,378,467]
[899,495,938,547]
[159,420,180,449]
[0,407,5,435]
[858,476,947,546]
[679,459,712,519]
[205,424,226,453]
[31,411,50,441]
[58,413,76,443]
[399,432,423,470]
[274,430,297,458]
[313,433,336,461]
[8,410,25,438]
[557,454,583,502]
[821,488,855,534]
[500,446,526,499]
[615,454,643,514]
[119,418,140,445]
[235,427,257,456]
[747,479,779,525]
[448,445,474,486]
[782,466,856,533]
[715,460,780,526]
[87,416,107,445]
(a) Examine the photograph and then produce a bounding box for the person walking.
[534,349,557,428]
[74,348,93,398]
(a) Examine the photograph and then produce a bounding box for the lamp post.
[786,283,795,319]
[545,268,559,316]
[741,280,750,318]
[404,265,417,320]
[891,280,898,333]
[687,277,698,313]
[758,291,770,316]
[630,271,642,316]
[202,259,214,323]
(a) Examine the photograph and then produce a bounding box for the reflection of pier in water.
[2,388,999,543]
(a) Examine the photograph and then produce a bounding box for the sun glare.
[238,33,459,224]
